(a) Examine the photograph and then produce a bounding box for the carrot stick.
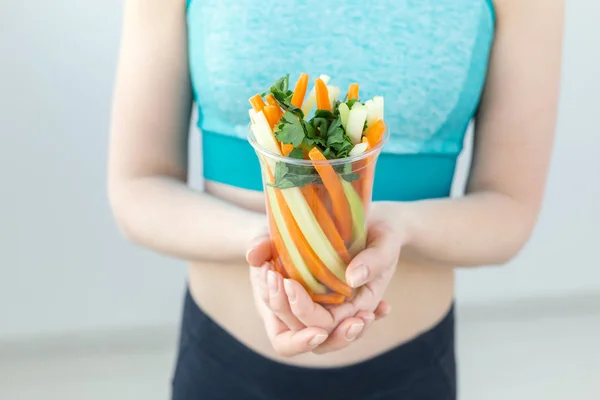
[263,105,281,129]
[272,185,352,297]
[249,94,266,113]
[347,83,359,101]
[300,185,351,264]
[308,147,352,245]
[265,93,279,107]
[268,214,306,285]
[365,119,386,148]
[310,292,346,305]
[281,143,294,156]
[361,119,386,206]
[314,78,331,112]
[291,73,309,108]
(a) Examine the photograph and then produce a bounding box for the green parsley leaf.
[288,147,304,159]
[275,111,305,147]
[268,160,317,189]
[340,162,360,182]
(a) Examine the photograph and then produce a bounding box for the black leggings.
[171,289,457,400]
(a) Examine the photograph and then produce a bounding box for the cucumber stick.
[266,187,327,294]
[340,179,367,254]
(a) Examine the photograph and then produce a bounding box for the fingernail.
[309,334,328,347]
[346,323,364,341]
[267,270,278,294]
[283,279,296,303]
[349,265,369,288]
[363,314,375,325]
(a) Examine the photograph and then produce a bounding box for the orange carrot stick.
[263,105,281,129]
[268,215,306,285]
[281,143,294,156]
[347,83,359,101]
[310,292,346,305]
[249,94,266,113]
[361,120,387,206]
[291,73,309,108]
[272,186,352,297]
[265,93,278,107]
[314,78,331,112]
[365,119,386,148]
[308,147,352,245]
[301,185,351,264]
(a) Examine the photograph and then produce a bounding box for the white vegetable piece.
[251,110,281,155]
[338,102,350,131]
[349,142,369,157]
[366,96,385,128]
[300,74,331,118]
[374,96,384,121]
[327,85,341,109]
[346,103,368,144]
[365,99,378,128]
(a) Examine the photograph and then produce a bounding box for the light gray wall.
[1,1,598,340]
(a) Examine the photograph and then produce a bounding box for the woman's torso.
[185,0,495,367]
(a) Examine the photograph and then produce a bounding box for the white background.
[1,0,598,340]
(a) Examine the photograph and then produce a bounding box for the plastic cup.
[248,125,388,304]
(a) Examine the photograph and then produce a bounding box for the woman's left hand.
[247,220,403,355]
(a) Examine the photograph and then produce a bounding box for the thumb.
[345,223,402,288]
[246,234,273,267]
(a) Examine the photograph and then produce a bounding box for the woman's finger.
[246,236,272,267]
[345,223,401,288]
[262,308,329,357]
[311,316,366,355]
[284,279,356,332]
[271,328,330,357]
[249,262,271,305]
[267,271,304,330]
[374,301,391,320]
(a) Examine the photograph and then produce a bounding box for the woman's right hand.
[247,239,390,358]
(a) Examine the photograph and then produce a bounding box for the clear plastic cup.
[248,125,388,304]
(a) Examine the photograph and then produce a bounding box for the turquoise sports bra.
[186,0,495,201]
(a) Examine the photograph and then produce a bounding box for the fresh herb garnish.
[268,161,317,189]
[275,111,305,147]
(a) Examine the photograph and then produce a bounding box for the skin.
[108,0,564,366]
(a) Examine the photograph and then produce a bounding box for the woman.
[107,0,563,398]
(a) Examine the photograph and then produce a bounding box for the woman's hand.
[246,220,401,357]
